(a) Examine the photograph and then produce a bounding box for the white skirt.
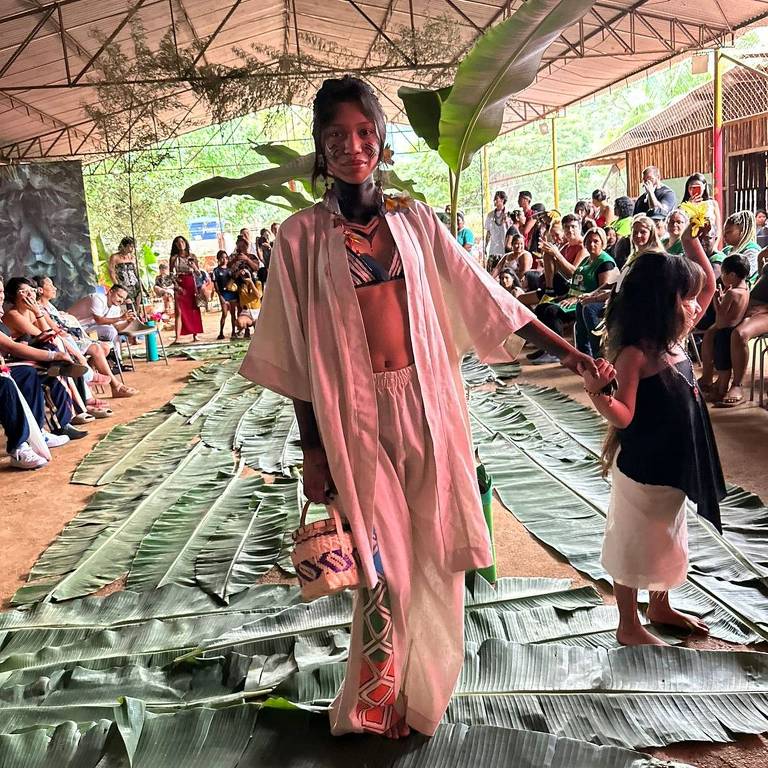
[601,457,688,591]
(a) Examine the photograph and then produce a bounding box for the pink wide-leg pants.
[330,364,465,737]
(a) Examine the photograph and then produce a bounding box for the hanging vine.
[81,9,466,154]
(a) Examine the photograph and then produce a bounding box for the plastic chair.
[749,334,768,407]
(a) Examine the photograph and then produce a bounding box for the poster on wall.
[0,160,96,310]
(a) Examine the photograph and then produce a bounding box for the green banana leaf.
[241,709,695,768]
[127,466,275,592]
[251,143,315,197]
[181,145,426,208]
[47,445,235,602]
[13,437,203,605]
[180,152,316,204]
[237,389,302,475]
[93,234,111,286]
[398,86,452,152]
[437,0,594,172]
[448,640,768,749]
[200,391,261,451]
[0,698,144,768]
[195,480,300,603]
[1,707,694,768]
[170,361,246,417]
[71,409,193,486]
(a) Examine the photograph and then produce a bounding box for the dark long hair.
[311,75,387,189]
[682,172,711,202]
[601,252,705,472]
[170,236,191,257]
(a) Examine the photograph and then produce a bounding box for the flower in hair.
[384,193,413,214]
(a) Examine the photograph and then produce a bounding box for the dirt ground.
[2,315,767,767]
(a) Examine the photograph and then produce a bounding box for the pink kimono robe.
[240,198,535,591]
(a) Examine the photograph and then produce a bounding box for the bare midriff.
[355,278,414,372]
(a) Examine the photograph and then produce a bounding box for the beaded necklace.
[668,342,699,400]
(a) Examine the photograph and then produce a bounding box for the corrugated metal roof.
[592,58,768,157]
[1,0,768,160]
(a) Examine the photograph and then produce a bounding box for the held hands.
[582,358,616,393]
[302,445,337,504]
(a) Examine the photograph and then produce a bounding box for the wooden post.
[551,117,560,210]
[713,48,725,214]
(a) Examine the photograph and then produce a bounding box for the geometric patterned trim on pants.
[354,530,398,733]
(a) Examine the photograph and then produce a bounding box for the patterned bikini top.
[341,217,404,288]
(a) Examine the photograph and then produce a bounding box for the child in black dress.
[582,222,726,646]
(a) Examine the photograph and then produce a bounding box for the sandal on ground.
[111,384,139,398]
[71,412,96,425]
[88,372,112,385]
[86,398,114,418]
[715,393,744,408]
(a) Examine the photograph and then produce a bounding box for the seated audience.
[68,284,134,360]
[0,277,85,451]
[497,269,522,297]
[718,260,768,407]
[541,213,586,295]
[592,189,613,228]
[612,196,635,238]
[722,211,761,278]
[682,173,721,241]
[531,228,618,363]
[664,209,688,255]
[699,254,750,404]
[492,233,532,281]
[757,208,768,249]
[633,165,677,218]
[154,262,175,316]
[32,276,135,403]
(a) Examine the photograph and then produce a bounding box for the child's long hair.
[600,251,705,473]
[724,210,757,253]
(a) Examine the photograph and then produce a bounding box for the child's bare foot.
[383,717,410,739]
[647,604,709,634]
[617,624,669,646]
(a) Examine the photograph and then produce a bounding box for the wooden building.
[587,65,768,215]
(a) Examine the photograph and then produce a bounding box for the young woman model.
[583,223,725,646]
[169,236,203,344]
[240,76,605,739]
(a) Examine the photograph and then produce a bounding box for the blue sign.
[188,217,219,241]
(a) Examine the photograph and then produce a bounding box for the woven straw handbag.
[291,501,360,600]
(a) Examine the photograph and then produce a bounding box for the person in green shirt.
[455,211,474,252]
[664,209,688,255]
[722,210,761,281]
[612,196,634,238]
[530,228,620,363]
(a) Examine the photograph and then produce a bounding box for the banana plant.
[398,0,594,233]
[180,142,426,211]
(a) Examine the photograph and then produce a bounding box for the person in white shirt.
[68,285,134,357]
[484,190,512,273]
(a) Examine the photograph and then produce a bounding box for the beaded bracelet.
[584,387,613,402]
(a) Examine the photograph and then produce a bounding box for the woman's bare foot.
[617,623,669,646]
[696,376,713,392]
[382,717,410,739]
[647,604,709,634]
